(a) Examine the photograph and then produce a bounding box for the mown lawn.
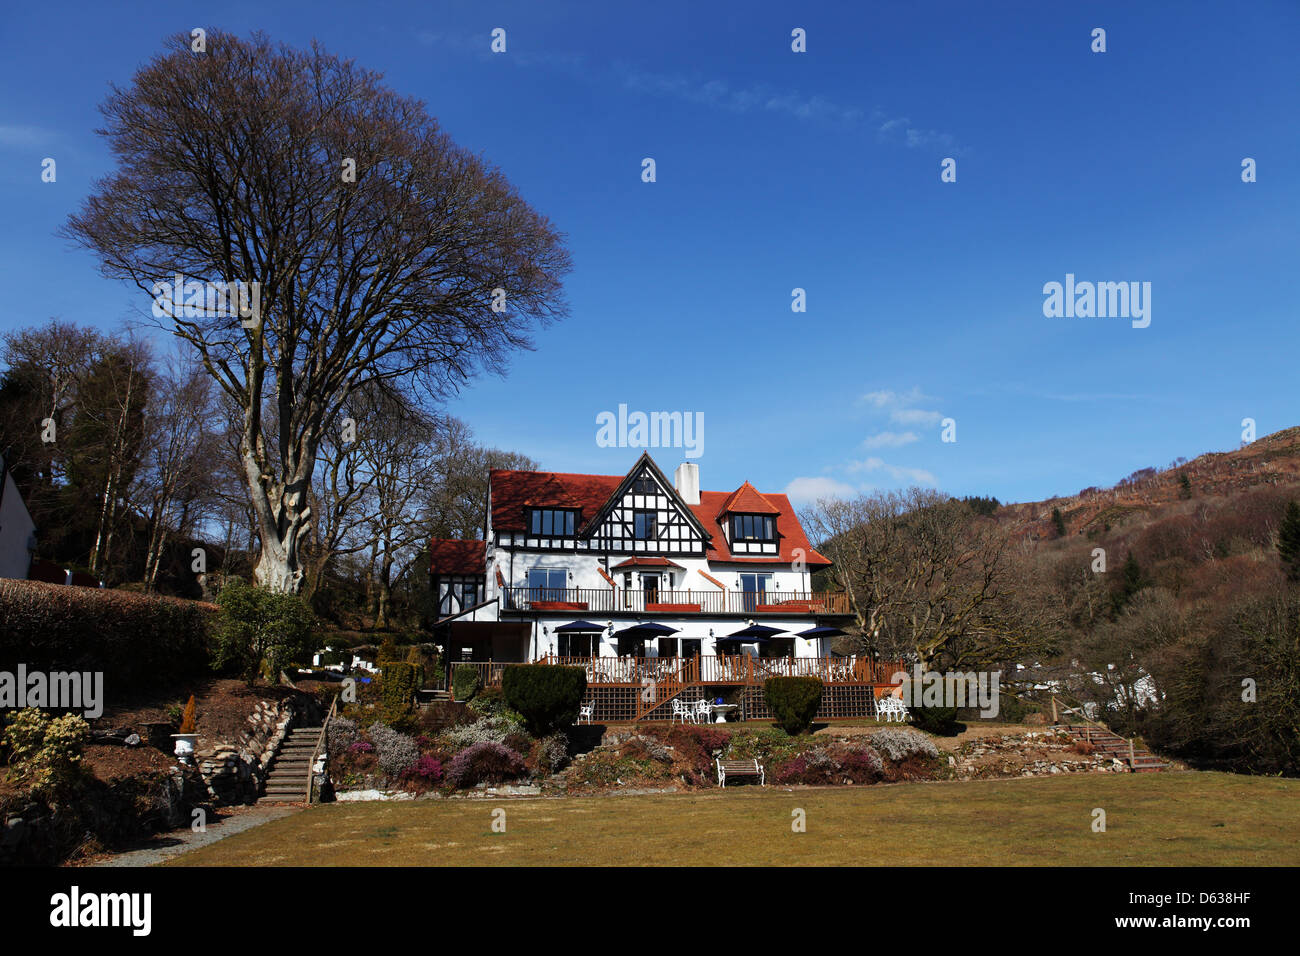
[168,771,1300,866]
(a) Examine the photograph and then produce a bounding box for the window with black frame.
[731,513,776,542]
[530,508,577,536]
[633,509,658,540]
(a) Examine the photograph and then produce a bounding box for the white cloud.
[846,458,937,486]
[783,476,858,504]
[0,125,53,148]
[862,430,920,449]
[860,387,944,429]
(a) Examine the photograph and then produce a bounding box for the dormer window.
[631,476,656,495]
[529,508,577,536]
[732,514,776,542]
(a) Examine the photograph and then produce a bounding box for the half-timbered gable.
[582,453,710,556]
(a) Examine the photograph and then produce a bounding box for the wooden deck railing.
[501,587,851,615]
[461,655,906,688]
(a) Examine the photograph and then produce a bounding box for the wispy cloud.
[783,475,859,504]
[846,457,938,486]
[862,430,919,449]
[0,125,54,148]
[860,387,945,428]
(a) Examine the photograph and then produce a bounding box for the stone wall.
[195,697,299,804]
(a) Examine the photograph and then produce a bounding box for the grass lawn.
[168,771,1300,866]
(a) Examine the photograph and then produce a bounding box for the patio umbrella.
[554,620,605,632]
[615,622,680,638]
[725,624,785,641]
[795,626,847,639]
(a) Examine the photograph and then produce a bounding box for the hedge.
[0,579,214,690]
[451,663,481,702]
[501,665,587,736]
[380,661,424,723]
[763,676,824,735]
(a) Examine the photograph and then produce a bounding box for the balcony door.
[528,568,567,603]
[739,572,772,612]
[642,573,660,605]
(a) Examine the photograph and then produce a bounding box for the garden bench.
[876,695,909,722]
[716,758,765,788]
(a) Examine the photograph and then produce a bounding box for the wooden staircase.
[1060,724,1168,772]
[260,726,322,802]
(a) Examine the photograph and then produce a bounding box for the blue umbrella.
[725,624,786,641]
[615,621,680,638]
[796,626,847,639]
[554,620,605,632]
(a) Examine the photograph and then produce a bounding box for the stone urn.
[172,733,199,763]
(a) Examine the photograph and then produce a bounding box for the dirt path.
[82,805,301,867]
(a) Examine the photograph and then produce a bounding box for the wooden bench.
[716,758,765,788]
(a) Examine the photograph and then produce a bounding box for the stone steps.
[259,726,324,802]
[1060,724,1168,772]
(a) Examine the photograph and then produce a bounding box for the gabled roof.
[692,492,830,567]
[576,452,711,540]
[717,480,781,516]
[429,539,486,575]
[485,458,832,569]
[610,557,684,570]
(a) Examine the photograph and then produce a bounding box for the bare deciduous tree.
[65,31,571,592]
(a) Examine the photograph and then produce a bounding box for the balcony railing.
[454,655,905,689]
[502,587,851,615]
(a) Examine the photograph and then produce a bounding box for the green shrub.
[500,665,587,737]
[0,579,212,690]
[903,679,962,736]
[452,664,481,702]
[380,661,423,725]
[763,676,824,735]
[2,708,90,799]
[212,580,317,685]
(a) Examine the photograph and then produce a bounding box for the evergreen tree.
[1051,507,1067,538]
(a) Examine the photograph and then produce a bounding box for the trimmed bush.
[0,578,212,690]
[212,580,317,685]
[452,664,481,702]
[379,661,424,724]
[501,665,587,737]
[763,676,824,735]
[901,679,962,736]
[446,741,527,788]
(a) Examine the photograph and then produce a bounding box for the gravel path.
[89,805,301,867]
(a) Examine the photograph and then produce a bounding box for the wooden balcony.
[502,587,851,616]
[455,655,905,690]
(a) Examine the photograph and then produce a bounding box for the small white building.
[0,454,37,581]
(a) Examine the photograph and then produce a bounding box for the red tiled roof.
[610,557,684,570]
[429,539,486,575]
[716,480,781,516]
[693,491,831,567]
[489,470,620,532]
[488,468,832,569]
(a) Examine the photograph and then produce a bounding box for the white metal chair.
[876,695,909,722]
[693,698,712,724]
[578,702,594,724]
[671,698,695,725]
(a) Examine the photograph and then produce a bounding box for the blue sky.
[2,1,1297,506]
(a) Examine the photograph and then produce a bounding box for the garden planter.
[172,733,199,763]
